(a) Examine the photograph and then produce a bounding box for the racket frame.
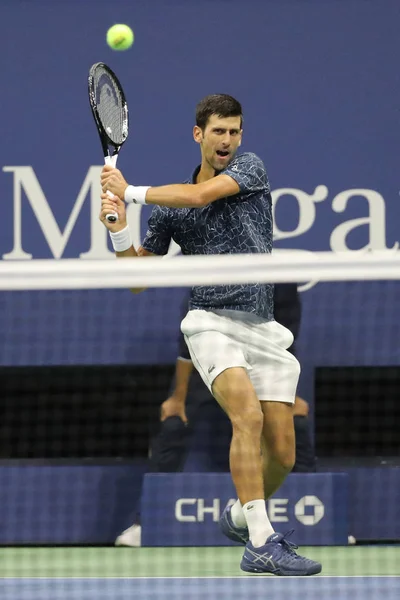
[88,62,129,223]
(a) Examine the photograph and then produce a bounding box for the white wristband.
[125,185,151,205]
[109,226,132,252]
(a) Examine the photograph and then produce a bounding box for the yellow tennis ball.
[106,24,134,51]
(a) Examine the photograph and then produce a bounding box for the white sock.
[230,499,247,528]
[243,499,274,548]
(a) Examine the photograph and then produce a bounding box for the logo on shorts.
[208,365,216,374]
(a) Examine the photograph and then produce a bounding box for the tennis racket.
[88,62,129,223]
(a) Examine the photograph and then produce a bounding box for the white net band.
[1,251,400,290]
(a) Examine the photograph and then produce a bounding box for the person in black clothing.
[273,283,316,473]
[115,284,316,546]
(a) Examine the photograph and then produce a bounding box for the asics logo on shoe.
[245,548,276,569]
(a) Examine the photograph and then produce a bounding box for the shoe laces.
[278,530,301,560]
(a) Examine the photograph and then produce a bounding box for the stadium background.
[0,0,399,558]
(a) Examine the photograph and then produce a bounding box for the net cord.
[1,251,399,290]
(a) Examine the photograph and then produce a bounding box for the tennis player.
[115,285,317,548]
[99,94,321,576]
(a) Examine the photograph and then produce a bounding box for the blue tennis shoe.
[240,531,322,576]
[219,505,249,545]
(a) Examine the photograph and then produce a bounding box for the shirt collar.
[190,164,223,184]
[190,164,201,183]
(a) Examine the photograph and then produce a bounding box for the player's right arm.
[100,193,159,293]
[100,192,174,293]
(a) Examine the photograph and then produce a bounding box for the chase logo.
[294,495,325,526]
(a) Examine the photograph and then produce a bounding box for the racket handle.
[106,190,118,223]
[104,155,119,223]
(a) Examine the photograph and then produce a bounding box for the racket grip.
[105,190,118,223]
[104,154,119,223]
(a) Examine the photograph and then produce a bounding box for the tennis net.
[0,251,399,599]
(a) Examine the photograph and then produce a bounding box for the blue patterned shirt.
[141,152,274,320]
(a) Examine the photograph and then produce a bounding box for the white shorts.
[181,309,300,404]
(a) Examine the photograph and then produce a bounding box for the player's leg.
[181,310,320,574]
[180,310,273,546]
[215,318,298,524]
[260,400,295,499]
[238,398,321,576]
[211,367,274,547]
[240,399,320,576]
[239,321,321,575]
[223,401,295,541]
[212,368,263,503]
[247,320,299,500]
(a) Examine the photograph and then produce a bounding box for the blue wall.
[1,0,399,376]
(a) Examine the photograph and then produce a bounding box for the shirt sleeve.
[141,206,173,256]
[222,152,269,196]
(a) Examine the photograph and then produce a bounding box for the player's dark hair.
[196,94,243,130]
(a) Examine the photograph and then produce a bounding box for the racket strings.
[93,67,127,146]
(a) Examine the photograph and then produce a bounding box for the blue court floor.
[0,576,400,600]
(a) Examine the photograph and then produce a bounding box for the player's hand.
[101,165,129,199]
[99,193,127,232]
[160,396,188,424]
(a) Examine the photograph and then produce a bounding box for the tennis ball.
[106,24,134,51]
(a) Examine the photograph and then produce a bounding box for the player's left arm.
[100,154,267,208]
[101,165,239,208]
[146,175,240,208]
[146,153,268,207]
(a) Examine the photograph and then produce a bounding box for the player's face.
[194,115,243,171]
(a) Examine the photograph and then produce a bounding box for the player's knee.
[280,448,296,473]
[264,432,296,473]
[273,443,296,473]
[230,406,264,437]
